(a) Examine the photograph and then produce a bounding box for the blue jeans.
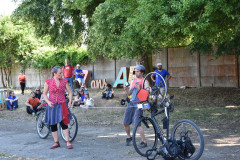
[65,77,74,92]
[106,91,111,98]
[6,100,18,110]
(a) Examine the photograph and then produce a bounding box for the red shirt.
[27,97,40,107]
[18,75,26,83]
[62,65,74,78]
[131,78,144,89]
[45,78,68,104]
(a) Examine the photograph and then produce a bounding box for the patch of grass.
[0,153,6,156]
[127,150,136,155]
[1,88,240,135]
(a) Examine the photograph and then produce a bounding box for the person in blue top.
[75,64,85,88]
[72,90,85,107]
[6,91,18,111]
[102,84,114,100]
[151,63,172,95]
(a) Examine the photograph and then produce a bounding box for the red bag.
[137,89,149,102]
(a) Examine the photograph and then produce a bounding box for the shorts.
[122,103,143,127]
[77,78,85,84]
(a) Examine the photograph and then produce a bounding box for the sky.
[0,0,20,16]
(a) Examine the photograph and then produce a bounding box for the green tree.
[13,0,240,71]
[13,0,87,47]
[0,16,37,87]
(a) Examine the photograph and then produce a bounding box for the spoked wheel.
[143,72,167,106]
[36,111,50,139]
[133,117,158,157]
[73,89,79,96]
[60,113,78,142]
[171,120,204,160]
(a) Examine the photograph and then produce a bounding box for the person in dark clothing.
[35,88,43,100]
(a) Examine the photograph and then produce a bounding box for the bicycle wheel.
[60,113,78,142]
[133,117,158,157]
[73,89,78,96]
[171,120,204,160]
[36,111,50,139]
[143,72,167,106]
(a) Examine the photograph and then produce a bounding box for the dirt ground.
[0,87,240,159]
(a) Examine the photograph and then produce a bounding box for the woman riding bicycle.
[43,66,73,149]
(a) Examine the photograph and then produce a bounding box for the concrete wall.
[153,47,239,88]
[168,47,200,87]
[200,55,238,87]
[0,64,51,89]
[1,47,239,88]
[0,58,136,88]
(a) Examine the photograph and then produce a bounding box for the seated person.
[35,88,43,101]
[102,84,114,100]
[72,90,85,106]
[82,92,94,108]
[6,91,18,111]
[25,91,41,116]
[75,64,85,88]
[80,85,88,92]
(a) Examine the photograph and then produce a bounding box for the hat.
[20,70,24,73]
[135,65,145,71]
[157,63,162,66]
[77,64,80,67]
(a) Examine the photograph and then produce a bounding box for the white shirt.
[84,98,94,106]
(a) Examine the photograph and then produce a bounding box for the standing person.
[151,63,172,95]
[62,59,74,93]
[123,65,149,147]
[6,91,18,111]
[75,64,85,88]
[43,66,73,149]
[18,70,26,95]
[25,91,41,116]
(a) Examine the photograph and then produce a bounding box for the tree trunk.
[0,67,6,88]
[136,52,153,74]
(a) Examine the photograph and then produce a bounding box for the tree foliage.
[13,0,85,47]
[31,46,89,69]
[88,0,240,59]
[0,16,37,87]
[13,0,240,61]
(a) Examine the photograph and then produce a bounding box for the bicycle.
[132,72,204,160]
[36,102,78,142]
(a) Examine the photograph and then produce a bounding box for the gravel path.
[0,118,240,160]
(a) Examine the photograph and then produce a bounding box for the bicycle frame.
[147,104,170,146]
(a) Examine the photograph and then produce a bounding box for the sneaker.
[126,137,132,146]
[32,112,36,117]
[139,141,147,149]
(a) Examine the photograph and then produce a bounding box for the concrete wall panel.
[93,57,115,85]
[200,55,237,87]
[168,47,199,87]
[152,49,168,69]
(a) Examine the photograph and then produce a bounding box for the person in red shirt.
[25,91,41,116]
[62,59,74,92]
[18,70,26,95]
